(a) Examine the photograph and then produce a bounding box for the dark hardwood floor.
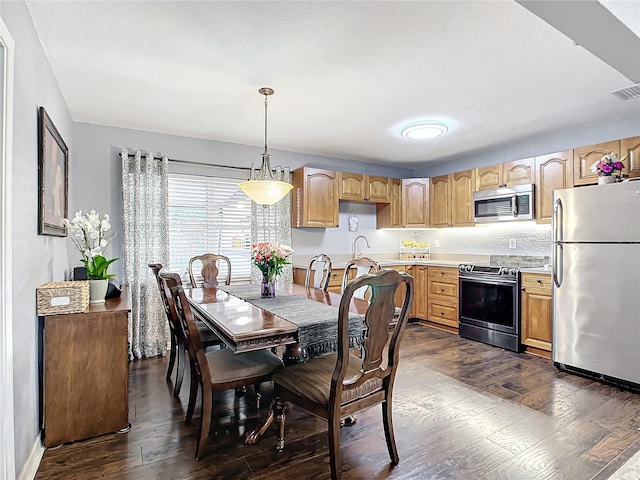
[35,324,640,479]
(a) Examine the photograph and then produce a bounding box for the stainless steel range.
[458,264,521,352]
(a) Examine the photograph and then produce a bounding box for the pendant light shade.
[239,87,293,205]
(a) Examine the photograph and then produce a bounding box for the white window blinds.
[168,173,252,284]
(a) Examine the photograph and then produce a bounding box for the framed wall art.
[38,106,68,236]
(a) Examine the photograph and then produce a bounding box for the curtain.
[250,166,293,286]
[121,149,169,360]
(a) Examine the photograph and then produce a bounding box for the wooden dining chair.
[304,254,333,290]
[188,253,232,288]
[159,271,284,460]
[148,263,221,397]
[341,256,380,299]
[271,269,414,480]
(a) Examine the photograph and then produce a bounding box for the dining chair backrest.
[305,254,333,290]
[159,271,209,382]
[148,263,177,331]
[341,256,380,299]
[188,254,231,288]
[336,269,413,393]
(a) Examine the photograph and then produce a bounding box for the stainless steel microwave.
[473,184,535,223]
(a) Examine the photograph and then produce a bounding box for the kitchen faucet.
[352,235,370,258]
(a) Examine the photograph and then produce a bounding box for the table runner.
[218,284,363,359]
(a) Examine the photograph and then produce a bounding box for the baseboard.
[17,434,44,480]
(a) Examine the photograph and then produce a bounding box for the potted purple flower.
[590,153,625,184]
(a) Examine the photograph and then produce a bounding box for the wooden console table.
[42,288,130,447]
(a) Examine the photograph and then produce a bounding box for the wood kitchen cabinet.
[43,294,130,447]
[621,135,640,179]
[406,264,428,320]
[291,167,339,228]
[376,178,402,228]
[573,140,619,186]
[338,172,391,203]
[520,272,552,356]
[430,170,475,227]
[402,178,430,228]
[475,158,535,191]
[429,175,450,228]
[426,266,459,329]
[535,150,573,224]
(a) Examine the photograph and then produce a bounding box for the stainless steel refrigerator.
[552,181,640,390]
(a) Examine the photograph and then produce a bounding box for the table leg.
[246,342,302,444]
[245,401,275,444]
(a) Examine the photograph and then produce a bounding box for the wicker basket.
[37,281,90,316]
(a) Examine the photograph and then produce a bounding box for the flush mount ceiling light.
[239,87,293,205]
[401,122,448,139]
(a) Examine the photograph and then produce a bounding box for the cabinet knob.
[440,271,445,275]
[440,288,445,292]
[521,287,525,291]
[536,279,542,283]
[440,311,445,316]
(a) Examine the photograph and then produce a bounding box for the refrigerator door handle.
[553,198,563,287]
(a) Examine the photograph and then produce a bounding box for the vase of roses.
[251,242,293,298]
[64,210,118,303]
[591,153,625,185]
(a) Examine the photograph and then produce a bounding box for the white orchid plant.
[64,210,118,280]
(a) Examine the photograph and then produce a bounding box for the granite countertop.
[292,258,475,270]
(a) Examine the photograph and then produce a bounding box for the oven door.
[458,275,519,335]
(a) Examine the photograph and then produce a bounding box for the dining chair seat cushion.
[273,353,382,407]
[205,349,283,385]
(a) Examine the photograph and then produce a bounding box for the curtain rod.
[121,152,251,171]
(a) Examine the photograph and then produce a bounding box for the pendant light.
[239,87,293,205]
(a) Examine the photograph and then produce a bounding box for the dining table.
[185,282,369,443]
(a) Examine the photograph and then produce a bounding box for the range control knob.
[509,268,517,276]
[500,267,509,275]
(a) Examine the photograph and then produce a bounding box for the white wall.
[415,117,640,177]
[1,1,73,473]
[71,122,414,281]
[292,201,551,261]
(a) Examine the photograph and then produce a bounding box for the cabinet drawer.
[427,301,458,328]
[428,278,458,300]
[521,273,552,290]
[328,268,344,288]
[427,266,458,280]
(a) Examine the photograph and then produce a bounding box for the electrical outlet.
[509,238,516,249]
[434,240,440,248]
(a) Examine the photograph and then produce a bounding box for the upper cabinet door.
[338,172,365,201]
[535,150,573,224]
[366,176,391,203]
[451,170,475,226]
[573,140,620,186]
[476,158,534,190]
[291,167,339,228]
[429,175,450,227]
[503,158,534,187]
[621,136,640,179]
[402,178,429,228]
[475,165,502,190]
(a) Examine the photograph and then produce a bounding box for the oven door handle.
[459,276,517,287]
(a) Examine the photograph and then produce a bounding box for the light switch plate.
[509,238,516,249]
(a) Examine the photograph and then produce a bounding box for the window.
[168,173,252,284]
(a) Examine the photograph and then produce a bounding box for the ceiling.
[26,0,640,169]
